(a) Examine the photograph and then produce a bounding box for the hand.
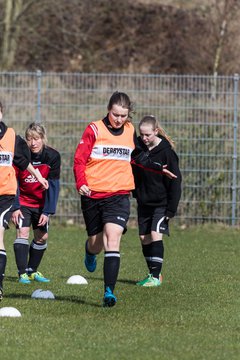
[38,214,49,227]
[40,178,49,189]
[35,169,49,189]
[162,165,177,179]
[78,185,91,196]
[26,165,49,190]
[11,209,24,226]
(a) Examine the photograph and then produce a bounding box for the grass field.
[0,225,240,360]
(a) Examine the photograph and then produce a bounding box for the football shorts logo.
[117,216,126,222]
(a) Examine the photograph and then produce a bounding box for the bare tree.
[0,0,37,70]
[0,0,86,71]
[1,0,240,74]
[212,0,240,76]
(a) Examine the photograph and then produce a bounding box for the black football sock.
[149,240,164,278]
[103,251,120,293]
[28,240,47,274]
[142,241,164,278]
[13,238,29,275]
[0,250,7,288]
[142,243,152,273]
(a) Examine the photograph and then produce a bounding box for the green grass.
[1,225,240,360]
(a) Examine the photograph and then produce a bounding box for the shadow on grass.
[83,276,136,285]
[60,275,136,286]
[5,292,102,307]
[117,278,136,285]
[5,276,18,282]
[59,274,136,285]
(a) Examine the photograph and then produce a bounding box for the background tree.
[212,0,240,76]
[0,0,35,70]
[1,0,240,74]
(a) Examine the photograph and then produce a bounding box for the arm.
[162,165,177,179]
[132,133,163,169]
[42,179,60,215]
[131,135,177,179]
[11,182,23,226]
[13,135,30,170]
[13,135,48,189]
[73,124,96,193]
[42,151,61,215]
[27,164,49,189]
[163,151,182,218]
[38,180,60,227]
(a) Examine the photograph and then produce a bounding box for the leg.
[84,232,103,272]
[102,223,123,307]
[14,226,31,284]
[0,227,6,298]
[150,231,164,279]
[82,196,104,272]
[136,233,163,287]
[101,195,130,307]
[81,196,103,272]
[0,226,5,250]
[86,233,104,254]
[0,196,15,297]
[28,229,49,282]
[137,206,165,287]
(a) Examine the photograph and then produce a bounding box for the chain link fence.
[0,71,239,226]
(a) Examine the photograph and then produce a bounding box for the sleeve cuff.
[166,210,175,218]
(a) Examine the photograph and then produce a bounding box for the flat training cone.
[0,307,21,317]
[31,289,55,299]
[67,275,88,285]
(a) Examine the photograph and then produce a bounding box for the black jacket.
[0,121,30,170]
[132,136,182,218]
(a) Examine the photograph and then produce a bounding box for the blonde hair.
[139,115,175,148]
[25,122,47,146]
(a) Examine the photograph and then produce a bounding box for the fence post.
[36,70,42,122]
[231,73,239,226]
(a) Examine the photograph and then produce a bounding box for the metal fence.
[0,71,239,226]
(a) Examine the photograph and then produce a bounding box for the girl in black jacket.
[132,115,182,287]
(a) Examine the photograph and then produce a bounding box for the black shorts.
[0,195,15,229]
[17,206,49,233]
[81,194,130,236]
[137,205,169,236]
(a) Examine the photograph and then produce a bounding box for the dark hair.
[107,91,134,119]
[0,102,3,113]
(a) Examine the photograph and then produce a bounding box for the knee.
[17,228,30,239]
[34,233,48,244]
[88,238,103,254]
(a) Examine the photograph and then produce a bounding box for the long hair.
[139,115,175,148]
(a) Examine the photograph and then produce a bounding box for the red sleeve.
[73,123,97,191]
[13,165,20,178]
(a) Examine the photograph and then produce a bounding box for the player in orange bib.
[74,92,176,307]
[74,92,135,307]
[0,101,48,301]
